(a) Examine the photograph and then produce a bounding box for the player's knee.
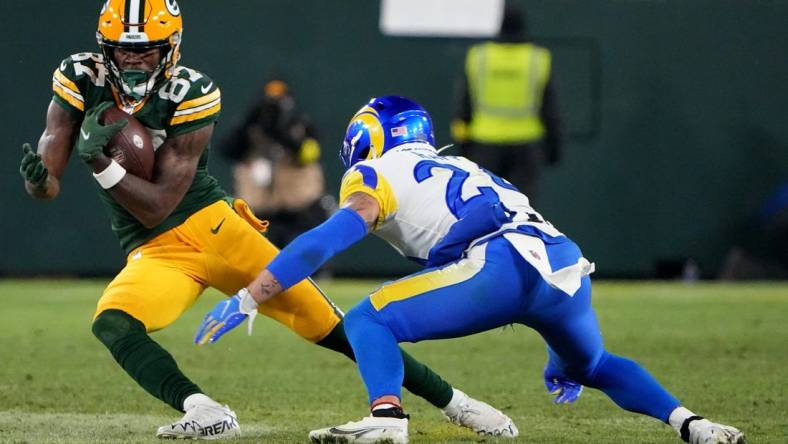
[91,309,145,348]
[344,298,382,338]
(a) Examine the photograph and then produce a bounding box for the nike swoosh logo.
[81,129,91,140]
[327,427,385,438]
[201,82,214,94]
[210,218,226,234]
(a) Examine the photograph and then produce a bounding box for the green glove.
[19,143,49,187]
[76,101,128,164]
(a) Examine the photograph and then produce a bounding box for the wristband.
[92,159,127,189]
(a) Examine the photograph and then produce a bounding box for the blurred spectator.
[452,3,562,203]
[220,80,336,248]
[718,183,788,280]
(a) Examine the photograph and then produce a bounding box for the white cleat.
[156,403,240,440]
[441,389,518,437]
[309,415,408,444]
[686,419,746,444]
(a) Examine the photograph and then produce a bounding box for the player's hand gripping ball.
[101,106,155,180]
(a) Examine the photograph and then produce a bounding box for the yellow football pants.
[94,199,342,342]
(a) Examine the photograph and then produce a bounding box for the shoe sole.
[156,435,228,441]
[310,436,349,444]
[156,430,240,440]
[310,435,400,444]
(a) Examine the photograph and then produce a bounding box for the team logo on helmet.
[165,0,181,16]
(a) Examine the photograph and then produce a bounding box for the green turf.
[0,279,786,443]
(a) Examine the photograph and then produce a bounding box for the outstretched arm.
[194,191,380,345]
[248,191,380,304]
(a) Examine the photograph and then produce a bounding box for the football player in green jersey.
[18,0,517,440]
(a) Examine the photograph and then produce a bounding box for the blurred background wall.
[2,0,787,278]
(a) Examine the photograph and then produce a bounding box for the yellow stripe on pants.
[370,257,483,311]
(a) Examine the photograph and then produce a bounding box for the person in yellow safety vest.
[452,3,562,204]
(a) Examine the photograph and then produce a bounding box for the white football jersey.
[339,142,563,263]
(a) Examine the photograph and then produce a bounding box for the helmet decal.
[355,112,385,159]
[165,0,180,17]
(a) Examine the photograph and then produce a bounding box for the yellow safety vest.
[465,42,551,144]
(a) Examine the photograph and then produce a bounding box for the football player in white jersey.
[196,96,746,444]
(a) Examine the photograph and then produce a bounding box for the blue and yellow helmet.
[340,96,435,168]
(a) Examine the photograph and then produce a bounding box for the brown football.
[101,107,155,181]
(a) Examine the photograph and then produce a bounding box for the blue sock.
[344,298,404,403]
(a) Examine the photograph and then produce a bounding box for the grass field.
[0,279,786,443]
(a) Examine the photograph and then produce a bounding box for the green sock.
[92,309,202,412]
[317,320,453,408]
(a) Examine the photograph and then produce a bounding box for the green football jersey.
[52,52,228,253]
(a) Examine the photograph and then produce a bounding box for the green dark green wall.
[2,1,787,278]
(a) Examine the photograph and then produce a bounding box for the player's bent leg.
[93,235,241,439]
[343,245,522,437]
[92,311,241,440]
[532,276,745,442]
[581,355,747,443]
[344,299,517,438]
[575,350,681,420]
[92,309,202,412]
[573,351,746,443]
[533,278,681,421]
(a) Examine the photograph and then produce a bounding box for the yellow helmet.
[96,0,183,105]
